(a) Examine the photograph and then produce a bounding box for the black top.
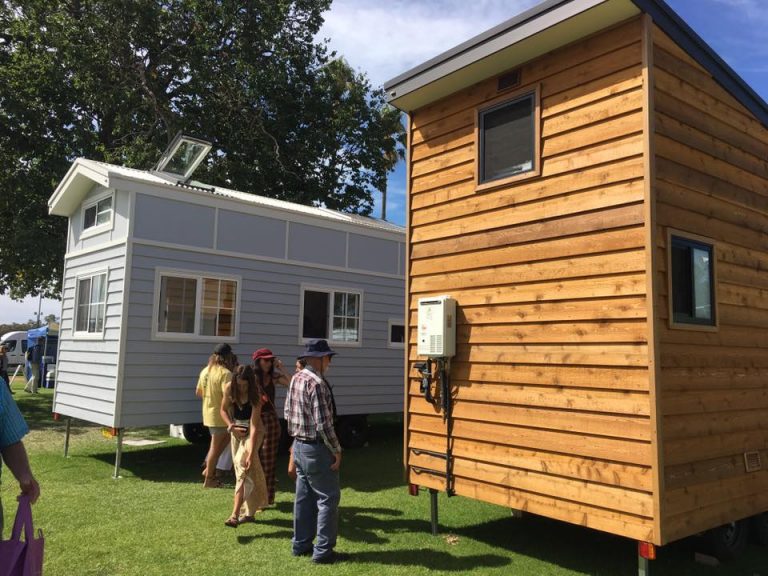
[232,401,252,423]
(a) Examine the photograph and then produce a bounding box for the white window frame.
[80,190,115,239]
[73,269,109,340]
[152,267,242,342]
[387,318,406,349]
[299,284,363,347]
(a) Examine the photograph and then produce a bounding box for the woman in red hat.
[252,348,291,505]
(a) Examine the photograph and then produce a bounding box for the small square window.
[479,93,536,184]
[388,320,405,349]
[671,236,715,326]
[83,195,113,231]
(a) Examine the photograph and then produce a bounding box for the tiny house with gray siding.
[49,158,406,435]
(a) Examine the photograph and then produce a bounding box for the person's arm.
[272,360,290,387]
[287,443,296,480]
[1,442,40,503]
[311,383,342,470]
[244,398,262,470]
[219,383,236,432]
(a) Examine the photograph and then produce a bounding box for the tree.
[0,0,404,299]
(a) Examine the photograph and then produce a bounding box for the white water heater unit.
[417,296,456,357]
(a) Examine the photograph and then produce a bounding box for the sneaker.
[312,552,349,564]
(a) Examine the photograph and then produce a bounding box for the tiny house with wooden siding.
[385,0,768,569]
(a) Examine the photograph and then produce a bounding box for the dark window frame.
[669,233,717,328]
[300,285,363,346]
[475,85,541,192]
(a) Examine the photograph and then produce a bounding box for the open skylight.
[154,133,212,181]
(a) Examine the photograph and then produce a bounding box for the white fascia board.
[49,159,110,216]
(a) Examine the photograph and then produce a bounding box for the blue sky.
[1,0,766,323]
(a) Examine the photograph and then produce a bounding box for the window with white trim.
[156,272,238,338]
[388,319,405,348]
[83,196,113,231]
[301,287,362,344]
[75,273,107,333]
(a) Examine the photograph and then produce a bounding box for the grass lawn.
[2,376,767,575]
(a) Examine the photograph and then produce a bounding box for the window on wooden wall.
[300,285,363,346]
[75,272,108,336]
[476,87,540,191]
[670,235,716,327]
[154,269,240,341]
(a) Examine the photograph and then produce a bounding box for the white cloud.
[319,0,538,88]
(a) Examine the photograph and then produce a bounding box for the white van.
[0,331,28,367]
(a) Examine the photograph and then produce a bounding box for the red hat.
[252,348,276,361]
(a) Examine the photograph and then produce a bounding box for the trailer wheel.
[182,423,210,444]
[336,415,368,449]
[703,519,750,561]
[750,513,768,546]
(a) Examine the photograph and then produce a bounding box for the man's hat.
[252,348,276,361]
[298,339,337,359]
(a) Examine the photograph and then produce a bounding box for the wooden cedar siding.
[652,25,768,543]
[406,17,656,542]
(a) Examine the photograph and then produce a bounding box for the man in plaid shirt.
[284,339,345,564]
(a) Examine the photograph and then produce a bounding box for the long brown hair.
[229,364,260,406]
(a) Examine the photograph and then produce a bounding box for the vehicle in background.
[0,331,28,366]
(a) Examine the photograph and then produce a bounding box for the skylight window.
[154,132,212,181]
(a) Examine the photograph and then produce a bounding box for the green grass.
[2,376,767,575]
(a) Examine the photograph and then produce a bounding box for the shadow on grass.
[346,549,510,571]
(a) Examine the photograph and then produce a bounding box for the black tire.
[335,415,368,449]
[182,423,210,444]
[703,519,750,561]
[750,512,768,546]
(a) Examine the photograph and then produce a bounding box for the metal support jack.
[63,418,71,457]
[637,541,655,576]
[638,556,650,576]
[429,489,439,536]
[113,428,124,479]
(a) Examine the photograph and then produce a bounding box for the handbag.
[0,496,44,576]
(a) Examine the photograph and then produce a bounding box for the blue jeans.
[292,441,340,560]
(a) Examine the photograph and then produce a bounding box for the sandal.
[203,476,222,489]
[224,516,239,528]
[239,515,256,524]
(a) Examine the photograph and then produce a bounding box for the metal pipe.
[429,488,438,536]
[64,418,71,457]
[113,428,124,479]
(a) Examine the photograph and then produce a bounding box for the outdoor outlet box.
[417,296,456,357]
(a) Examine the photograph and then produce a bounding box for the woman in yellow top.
[196,343,236,488]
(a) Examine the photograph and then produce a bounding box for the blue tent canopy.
[27,325,56,346]
[27,325,59,361]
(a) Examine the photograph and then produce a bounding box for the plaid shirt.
[284,366,341,454]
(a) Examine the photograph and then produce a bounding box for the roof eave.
[48,159,109,217]
[383,0,768,127]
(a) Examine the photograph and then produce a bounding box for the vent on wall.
[744,451,762,473]
[497,69,521,92]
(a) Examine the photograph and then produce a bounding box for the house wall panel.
[405,16,656,543]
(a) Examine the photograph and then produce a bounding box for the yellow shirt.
[196,364,231,428]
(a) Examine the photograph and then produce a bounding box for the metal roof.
[384,0,768,127]
[48,158,405,236]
